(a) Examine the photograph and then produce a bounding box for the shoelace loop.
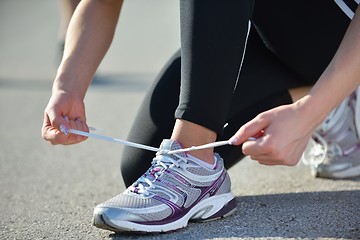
[302,132,360,167]
[131,153,188,196]
[301,132,328,167]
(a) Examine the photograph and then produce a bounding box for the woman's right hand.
[229,101,320,166]
[42,90,89,145]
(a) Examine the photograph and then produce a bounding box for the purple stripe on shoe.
[131,170,231,226]
[165,169,193,187]
[344,143,360,156]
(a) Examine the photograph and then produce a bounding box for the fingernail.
[228,136,238,145]
[60,124,69,135]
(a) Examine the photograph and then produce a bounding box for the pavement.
[1,1,360,240]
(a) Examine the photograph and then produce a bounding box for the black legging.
[120,0,353,187]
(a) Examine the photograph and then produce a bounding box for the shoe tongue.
[159,139,187,158]
[132,140,186,194]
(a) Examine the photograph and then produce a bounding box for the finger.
[243,137,285,164]
[72,118,89,143]
[248,154,280,165]
[57,118,89,145]
[60,119,85,144]
[248,150,301,166]
[42,111,67,144]
[229,114,269,145]
[43,125,69,145]
[258,161,279,166]
[42,112,52,140]
[241,135,271,156]
[42,126,59,144]
[43,116,83,145]
[45,105,71,133]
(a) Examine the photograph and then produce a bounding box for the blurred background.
[0,0,180,80]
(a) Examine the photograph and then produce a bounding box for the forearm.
[297,6,360,127]
[54,0,123,99]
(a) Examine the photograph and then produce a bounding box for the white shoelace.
[130,153,189,195]
[63,127,227,196]
[301,132,329,167]
[64,127,231,154]
[301,96,350,168]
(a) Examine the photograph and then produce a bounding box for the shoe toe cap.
[94,205,147,222]
[315,161,353,178]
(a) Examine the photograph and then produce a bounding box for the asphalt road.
[1,1,360,239]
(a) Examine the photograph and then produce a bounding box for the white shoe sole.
[93,192,236,233]
[313,164,360,179]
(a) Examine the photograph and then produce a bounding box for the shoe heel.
[191,194,237,223]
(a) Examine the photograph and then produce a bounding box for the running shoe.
[93,139,236,233]
[302,88,360,179]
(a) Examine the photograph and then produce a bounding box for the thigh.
[229,27,304,118]
[252,0,353,83]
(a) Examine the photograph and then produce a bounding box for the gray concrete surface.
[1,1,360,239]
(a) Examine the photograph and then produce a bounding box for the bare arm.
[42,0,123,145]
[55,0,123,99]
[230,7,360,165]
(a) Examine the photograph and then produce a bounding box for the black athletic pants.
[120,0,353,187]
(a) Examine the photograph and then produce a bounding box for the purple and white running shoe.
[93,139,236,233]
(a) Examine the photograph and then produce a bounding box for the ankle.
[187,149,215,165]
[187,153,216,169]
[170,119,217,164]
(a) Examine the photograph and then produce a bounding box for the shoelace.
[130,152,188,196]
[301,132,329,167]
[63,126,231,154]
[301,131,360,167]
[62,126,225,196]
[301,98,349,167]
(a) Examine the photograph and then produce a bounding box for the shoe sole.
[93,192,236,233]
[313,164,360,179]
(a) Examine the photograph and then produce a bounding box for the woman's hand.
[42,90,89,145]
[229,102,317,166]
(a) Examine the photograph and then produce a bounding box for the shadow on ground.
[91,73,154,92]
[108,190,360,239]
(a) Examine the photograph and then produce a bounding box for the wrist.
[52,72,88,100]
[294,95,329,131]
